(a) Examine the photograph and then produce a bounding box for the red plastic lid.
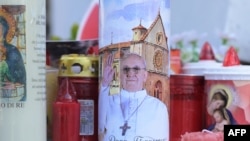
[199,42,215,60]
[87,44,99,55]
[223,46,240,66]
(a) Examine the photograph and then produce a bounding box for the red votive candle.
[52,78,80,141]
[58,54,99,141]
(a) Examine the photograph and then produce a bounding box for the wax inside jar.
[53,102,80,141]
[52,78,80,141]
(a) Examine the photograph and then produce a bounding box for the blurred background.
[46,0,250,64]
[46,0,94,40]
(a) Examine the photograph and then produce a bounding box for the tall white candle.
[99,0,170,140]
[0,1,46,141]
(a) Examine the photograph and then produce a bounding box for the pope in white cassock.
[99,53,169,141]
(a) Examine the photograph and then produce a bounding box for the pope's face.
[120,55,147,92]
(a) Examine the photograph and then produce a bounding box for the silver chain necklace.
[119,94,147,136]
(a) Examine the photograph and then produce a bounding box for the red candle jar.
[170,74,205,141]
[58,54,99,141]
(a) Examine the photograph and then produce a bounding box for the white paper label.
[0,1,46,141]
[79,99,95,135]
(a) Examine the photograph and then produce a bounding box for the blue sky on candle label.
[100,0,170,47]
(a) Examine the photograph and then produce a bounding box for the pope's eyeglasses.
[122,67,146,74]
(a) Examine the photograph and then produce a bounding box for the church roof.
[140,12,165,41]
[100,11,167,52]
[132,23,147,30]
[99,41,131,52]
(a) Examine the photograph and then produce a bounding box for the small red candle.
[52,78,80,141]
[223,46,240,66]
[199,42,215,60]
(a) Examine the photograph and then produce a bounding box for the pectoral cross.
[120,122,131,136]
